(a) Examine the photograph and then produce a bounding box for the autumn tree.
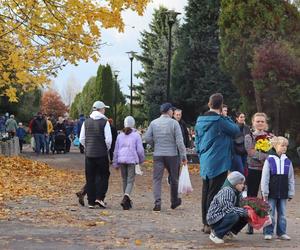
[41,89,68,117]
[251,41,300,135]
[219,0,300,114]
[0,0,150,102]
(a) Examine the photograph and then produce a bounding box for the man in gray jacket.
[145,103,187,211]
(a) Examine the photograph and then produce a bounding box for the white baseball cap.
[92,101,110,110]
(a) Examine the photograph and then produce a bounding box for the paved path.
[1,145,300,249]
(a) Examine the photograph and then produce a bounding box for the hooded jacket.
[113,128,145,166]
[195,111,239,179]
[79,111,112,151]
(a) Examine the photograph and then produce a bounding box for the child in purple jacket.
[113,116,145,210]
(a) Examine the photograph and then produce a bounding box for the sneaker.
[264,235,272,240]
[171,198,182,209]
[95,199,106,209]
[209,232,224,244]
[121,195,130,210]
[279,234,291,240]
[88,204,95,209]
[76,192,85,206]
[153,205,161,212]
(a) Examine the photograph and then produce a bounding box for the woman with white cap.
[113,116,145,210]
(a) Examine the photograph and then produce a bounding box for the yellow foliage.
[0,0,150,102]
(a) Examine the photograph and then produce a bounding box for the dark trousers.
[79,143,84,154]
[202,171,227,225]
[246,168,262,232]
[212,212,248,238]
[246,168,262,197]
[18,138,24,152]
[85,156,110,205]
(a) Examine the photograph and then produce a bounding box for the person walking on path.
[173,109,190,148]
[77,114,85,154]
[195,93,239,234]
[108,118,118,163]
[113,116,145,210]
[231,112,251,174]
[261,136,295,241]
[79,101,112,209]
[207,171,249,244]
[144,103,187,212]
[31,112,47,155]
[5,114,18,138]
[244,112,272,234]
[45,116,53,154]
[16,122,26,152]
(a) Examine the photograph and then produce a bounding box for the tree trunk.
[254,86,263,112]
[273,107,280,135]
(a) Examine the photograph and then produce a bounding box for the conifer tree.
[172,0,239,123]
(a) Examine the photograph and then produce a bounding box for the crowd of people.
[74,93,295,245]
[1,92,296,245]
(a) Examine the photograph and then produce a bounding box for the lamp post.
[126,51,137,115]
[113,70,120,127]
[165,10,181,102]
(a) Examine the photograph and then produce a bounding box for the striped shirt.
[207,186,247,225]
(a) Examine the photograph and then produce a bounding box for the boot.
[246,224,253,234]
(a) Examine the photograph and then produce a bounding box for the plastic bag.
[135,164,143,175]
[178,164,193,194]
[244,205,272,230]
[73,136,80,147]
[30,137,35,151]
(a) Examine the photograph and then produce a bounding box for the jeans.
[34,133,45,154]
[85,156,110,205]
[264,198,287,236]
[45,134,50,153]
[202,172,227,225]
[212,212,248,239]
[231,154,247,174]
[153,156,180,206]
[120,164,135,195]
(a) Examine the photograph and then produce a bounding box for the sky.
[52,0,188,102]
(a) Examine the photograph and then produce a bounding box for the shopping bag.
[73,136,80,147]
[30,137,35,151]
[135,164,143,175]
[178,164,193,194]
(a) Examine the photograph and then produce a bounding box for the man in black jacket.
[31,112,47,155]
[174,109,190,148]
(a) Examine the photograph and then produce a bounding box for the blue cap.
[160,103,175,113]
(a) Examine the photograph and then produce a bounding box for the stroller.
[52,131,66,154]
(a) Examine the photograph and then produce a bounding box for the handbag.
[178,164,193,194]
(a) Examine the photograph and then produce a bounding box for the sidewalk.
[0,146,299,249]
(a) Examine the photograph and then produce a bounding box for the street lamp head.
[113,70,120,79]
[165,10,181,26]
[126,51,137,61]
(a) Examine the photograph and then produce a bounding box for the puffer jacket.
[113,129,145,166]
